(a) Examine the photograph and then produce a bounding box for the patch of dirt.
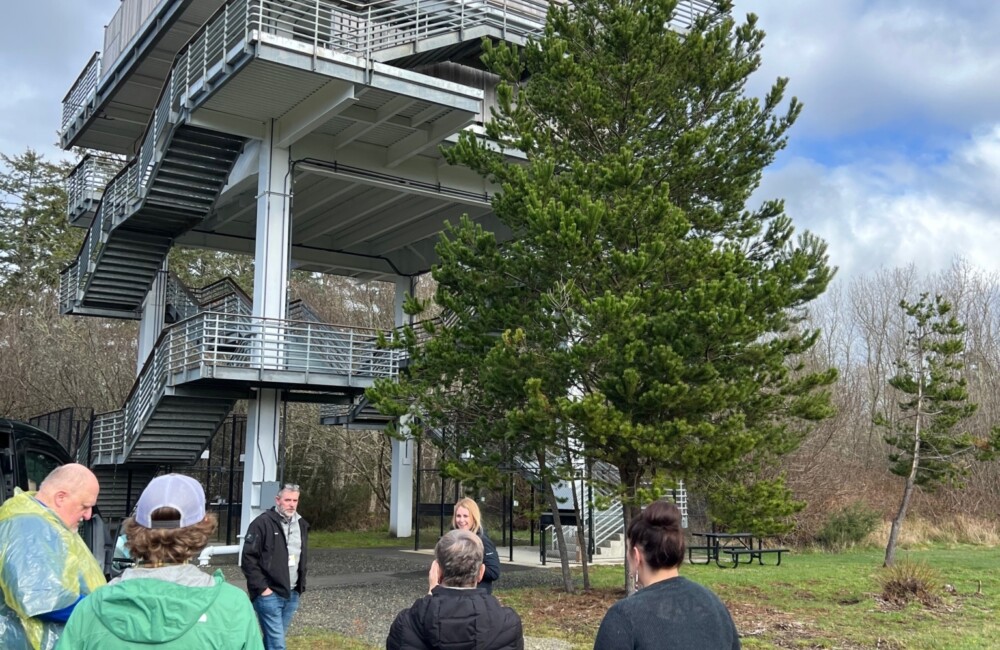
[507,586,912,650]
[503,587,623,638]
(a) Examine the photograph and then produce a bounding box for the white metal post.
[388,275,414,537]
[240,120,292,537]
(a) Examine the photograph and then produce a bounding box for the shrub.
[816,501,881,550]
[878,559,941,607]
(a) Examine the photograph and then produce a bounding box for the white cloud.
[738,0,1000,135]
[758,125,1000,282]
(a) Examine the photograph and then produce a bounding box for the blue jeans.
[253,590,299,650]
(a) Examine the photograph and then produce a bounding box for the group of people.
[0,462,740,650]
[0,464,307,650]
[387,498,740,650]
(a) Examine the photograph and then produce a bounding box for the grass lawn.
[308,529,413,549]
[503,545,1000,649]
[289,543,1000,649]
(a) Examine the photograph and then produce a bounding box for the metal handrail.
[92,410,126,461]
[59,264,80,314]
[115,310,400,455]
[165,272,203,321]
[61,52,101,132]
[65,154,125,221]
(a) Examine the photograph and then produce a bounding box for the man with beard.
[240,484,309,650]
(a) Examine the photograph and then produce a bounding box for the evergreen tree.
[877,294,999,567]
[0,149,81,302]
[371,0,837,580]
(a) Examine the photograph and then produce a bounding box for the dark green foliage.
[878,294,995,491]
[703,475,804,536]
[816,502,881,550]
[0,150,81,301]
[878,293,1000,566]
[293,482,375,531]
[168,247,255,291]
[370,0,836,537]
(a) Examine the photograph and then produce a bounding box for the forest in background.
[3,148,999,539]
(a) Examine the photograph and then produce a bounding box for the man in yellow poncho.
[0,463,106,650]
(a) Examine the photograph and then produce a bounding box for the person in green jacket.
[57,474,263,649]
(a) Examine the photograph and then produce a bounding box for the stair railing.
[65,154,124,225]
[91,409,127,464]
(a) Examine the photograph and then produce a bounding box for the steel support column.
[241,121,292,536]
[389,275,414,537]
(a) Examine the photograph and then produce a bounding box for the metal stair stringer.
[90,465,162,523]
[125,392,239,466]
[77,124,244,313]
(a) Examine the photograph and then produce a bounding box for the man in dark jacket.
[387,529,523,650]
[240,484,309,650]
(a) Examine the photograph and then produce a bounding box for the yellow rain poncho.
[0,489,106,650]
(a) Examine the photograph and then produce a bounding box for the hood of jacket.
[88,570,226,643]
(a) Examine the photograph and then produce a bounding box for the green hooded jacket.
[56,567,262,649]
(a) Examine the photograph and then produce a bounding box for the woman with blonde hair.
[450,497,501,593]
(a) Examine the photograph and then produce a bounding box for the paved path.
[217,546,587,648]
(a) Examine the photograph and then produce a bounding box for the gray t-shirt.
[594,576,740,650]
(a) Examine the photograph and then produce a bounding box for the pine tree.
[878,293,999,567]
[370,0,837,585]
[0,149,80,303]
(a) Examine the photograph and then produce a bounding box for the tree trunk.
[569,474,590,591]
[885,396,923,567]
[538,451,574,593]
[619,464,643,595]
[545,483,575,593]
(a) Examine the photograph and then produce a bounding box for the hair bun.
[644,500,681,529]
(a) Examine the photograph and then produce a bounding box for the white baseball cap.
[135,473,206,529]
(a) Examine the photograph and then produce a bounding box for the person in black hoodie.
[387,529,523,650]
[451,497,501,593]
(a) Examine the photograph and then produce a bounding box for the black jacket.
[478,530,501,593]
[386,586,523,650]
[240,509,309,601]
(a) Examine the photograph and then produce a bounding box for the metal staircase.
[83,273,396,467]
[552,465,688,560]
[320,395,395,429]
[61,125,244,318]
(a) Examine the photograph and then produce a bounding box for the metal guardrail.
[61,52,101,133]
[62,0,720,137]
[65,154,125,222]
[192,278,253,313]
[92,410,127,461]
[59,264,80,314]
[165,272,203,321]
[104,311,400,456]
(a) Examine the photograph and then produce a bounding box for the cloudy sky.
[2,0,999,284]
